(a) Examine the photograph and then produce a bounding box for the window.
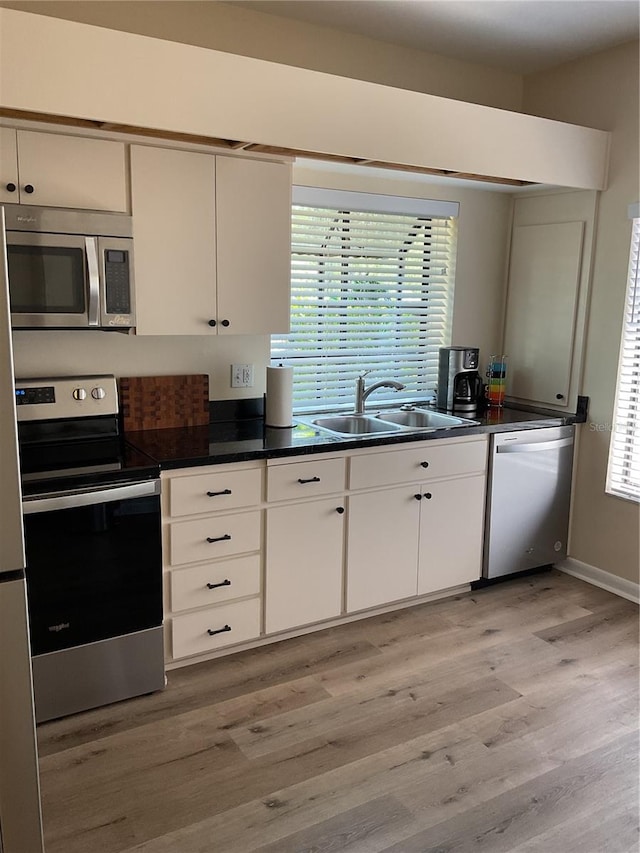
[271,187,459,412]
[606,213,640,502]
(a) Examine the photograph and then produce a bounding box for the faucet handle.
[358,370,373,380]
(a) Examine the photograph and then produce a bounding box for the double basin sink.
[296,407,478,438]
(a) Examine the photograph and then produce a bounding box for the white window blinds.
[271,188,458,413]
[606,215,640,502]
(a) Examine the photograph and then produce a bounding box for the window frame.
[606,209,640,503]
[271,186,459,414]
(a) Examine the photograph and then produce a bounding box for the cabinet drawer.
[170,554,261,613]
[349,439,487,490]
[172,597,261,658]
[169,467,262,517]
[267,457,346,502]
[170,511,261,566]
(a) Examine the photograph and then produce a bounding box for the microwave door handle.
[85,237,100,327]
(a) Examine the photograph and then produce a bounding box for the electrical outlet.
[231,364,254,388]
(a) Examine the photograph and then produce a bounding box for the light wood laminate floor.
[37,570,639,853]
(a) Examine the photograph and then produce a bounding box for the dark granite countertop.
[124,403,578,471]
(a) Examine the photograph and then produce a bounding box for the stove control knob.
[91,387,106,400]
[72,388,87,401]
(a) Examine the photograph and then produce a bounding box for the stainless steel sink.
[311,415,404,435]
[296,407,477,437]
[375,410,476,428]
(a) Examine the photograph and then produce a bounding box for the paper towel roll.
[265,366,294,428]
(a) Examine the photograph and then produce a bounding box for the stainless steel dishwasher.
[483,425,575,579]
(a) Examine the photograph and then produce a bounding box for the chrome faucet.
[354,372,406,414]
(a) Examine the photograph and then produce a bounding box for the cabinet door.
[16,130,128,211]
[0,128,19,204]
[346,487,420,612]
[504,222,584,407]
[216,157,291,335]
[417,475,485,594]
[266,498,344,634]
[131,145,217,335]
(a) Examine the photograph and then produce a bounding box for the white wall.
[11,331,271,400]
[0,0,523,111]
[523,40,640,584]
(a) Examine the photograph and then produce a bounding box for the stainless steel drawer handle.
[207,625,231,637]
[206,534,232,543]
[298,476,321,484]
[206,579,231,590]
[207,489,232,497]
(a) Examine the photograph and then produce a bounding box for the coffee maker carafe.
[437,346,483,413]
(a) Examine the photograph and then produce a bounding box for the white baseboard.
[557,557,639,605]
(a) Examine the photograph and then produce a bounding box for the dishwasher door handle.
[496,437,574,454]
[22,480,160,514]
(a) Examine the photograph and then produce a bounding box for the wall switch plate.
[231,364,254,388]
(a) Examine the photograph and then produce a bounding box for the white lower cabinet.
[162,462,264,664]
[172,597,261,659]
[265,456,346,634]
[265,498,345,634]
[170,554,260,613]
[161,437,488,667]
[346,436,487,613]
[347,487,421,612]
[417,474,486,594]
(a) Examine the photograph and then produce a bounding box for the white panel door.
[16,130,127,211]
[215,156,291,335]
[266,498,344,634]
[504,221,584,407]
[346,487,420,612]
[417,475,485,594]
[131,145,216,335]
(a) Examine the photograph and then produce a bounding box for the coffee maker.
[437,346,483,413]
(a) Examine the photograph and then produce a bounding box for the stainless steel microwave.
[5,205,135,330]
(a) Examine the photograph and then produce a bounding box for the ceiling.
[227,0,640,75]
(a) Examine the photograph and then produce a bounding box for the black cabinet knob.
[24,184,34,194]
[556,393,564,400]
[208,319,217,327]
[420,461,429,468]
[423,492,432,500]
[221,319,230,328]
[336,506,345,514]
[414,493,423,501]
[5,182,16,193]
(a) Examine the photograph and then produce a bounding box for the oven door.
[22,479,162,656]
[7,231,99,329]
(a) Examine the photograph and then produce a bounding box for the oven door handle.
[22,479,160,514]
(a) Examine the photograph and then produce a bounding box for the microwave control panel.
[104,249,131,315]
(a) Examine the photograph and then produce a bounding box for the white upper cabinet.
[504,222,584,407]
[131,145,217,336]
[0,128,127,211]
[215,156,291,336]
[131,145,291,336]
[503,191,598,410]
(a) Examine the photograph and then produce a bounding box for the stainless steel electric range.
[15,374,165,723]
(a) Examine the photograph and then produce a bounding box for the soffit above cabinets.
[0,8,610,191]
